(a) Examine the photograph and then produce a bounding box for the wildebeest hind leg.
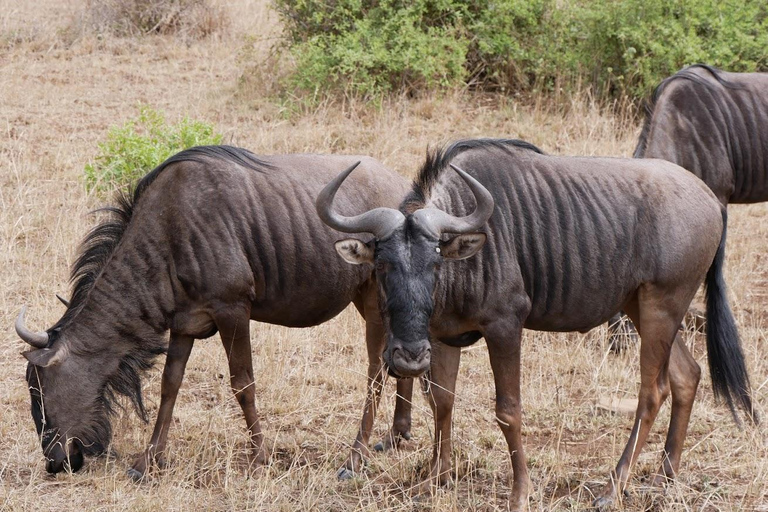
[128,333,194,481]
[651,333,701,486]
[218,307,268,466]
[483,319,530,512]
[594,292,682,508]
[374,378,414,453]
[417,341,461,494]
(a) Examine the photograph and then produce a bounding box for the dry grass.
[69,0,230,40]
[1,1,766,510]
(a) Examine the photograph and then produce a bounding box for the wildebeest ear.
[334,239,374,265]
[440,233,487,260]
[23,346,68,367]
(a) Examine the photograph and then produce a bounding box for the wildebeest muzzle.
[384,338,431,378]
[45,436,84,474]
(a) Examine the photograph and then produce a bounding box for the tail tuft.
[705,210,758,425]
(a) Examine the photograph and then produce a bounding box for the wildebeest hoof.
[373,442,385,452]
[336,466,355,480]
[126,467,146,482]
[592,496,613,510]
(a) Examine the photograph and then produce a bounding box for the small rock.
[596,397,638,417]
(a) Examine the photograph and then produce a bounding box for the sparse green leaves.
[84,105,222,195]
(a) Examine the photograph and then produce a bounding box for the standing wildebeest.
[609,64,768,346]
[16,146,413,478]
[317,139,757,509]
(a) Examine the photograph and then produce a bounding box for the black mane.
[49,145,270,428]
[53,145,269,331]
[634,64,742,158]
[403,138,543,212]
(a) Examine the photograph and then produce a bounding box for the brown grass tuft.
[72,0,229,39]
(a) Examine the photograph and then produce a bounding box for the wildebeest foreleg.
[484,320,530,512]
[128,332,194,481]
[418,341,461,494]
[218,309,268,466]
[652,333,701,486]
[339,315,388,478]
[594,299,680,508]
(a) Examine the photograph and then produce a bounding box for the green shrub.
[85,105,222,194]
[273,0,470,97]
[271,0,768,100]
[573,0,768,98]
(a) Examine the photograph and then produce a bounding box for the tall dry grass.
[0,1,766,510]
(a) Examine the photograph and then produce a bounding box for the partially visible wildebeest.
[609,64,768,347]
[16,146,412,479]
[318,139,757,510]
[636,63,768,204]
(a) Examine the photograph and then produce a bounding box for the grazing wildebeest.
[16,146,413,478]
[609,64,768,348]
[317,139,757,510]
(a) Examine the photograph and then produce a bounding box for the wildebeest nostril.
[405,343,431,361]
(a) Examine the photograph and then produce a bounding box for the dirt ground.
[1,1,766,511]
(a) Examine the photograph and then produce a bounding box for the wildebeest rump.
[318,139,756,510]
[16,146,412,478]
[609,64,768,346]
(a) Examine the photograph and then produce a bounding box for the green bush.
[85,105,222,194]
[573,0,768,98]
[273,0,469,97]
[271,0,768,100]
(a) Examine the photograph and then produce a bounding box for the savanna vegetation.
[272,0,768,99]
[1,0,766,510]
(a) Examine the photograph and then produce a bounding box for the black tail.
[705,210,758,425]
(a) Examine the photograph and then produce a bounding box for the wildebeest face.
[318,162,493,378]
[335,221,486,378]
[24,340,108,474]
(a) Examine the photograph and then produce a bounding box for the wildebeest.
[317,139,757,509]
[609,64,768,347]
[636,63,768,204]
[16,146,412,478]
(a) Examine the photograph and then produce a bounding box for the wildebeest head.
[317,162,493,378]
[17,307,111,474]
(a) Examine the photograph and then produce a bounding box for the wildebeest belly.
[731,184,768,204]
[251,293,358,328]
[250,262,367,327]
[523,290,631,333]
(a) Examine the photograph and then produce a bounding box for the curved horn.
[316,161,405,238]
[56,294,70,307]
[16,306,49,349]
[412,164,495,235]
